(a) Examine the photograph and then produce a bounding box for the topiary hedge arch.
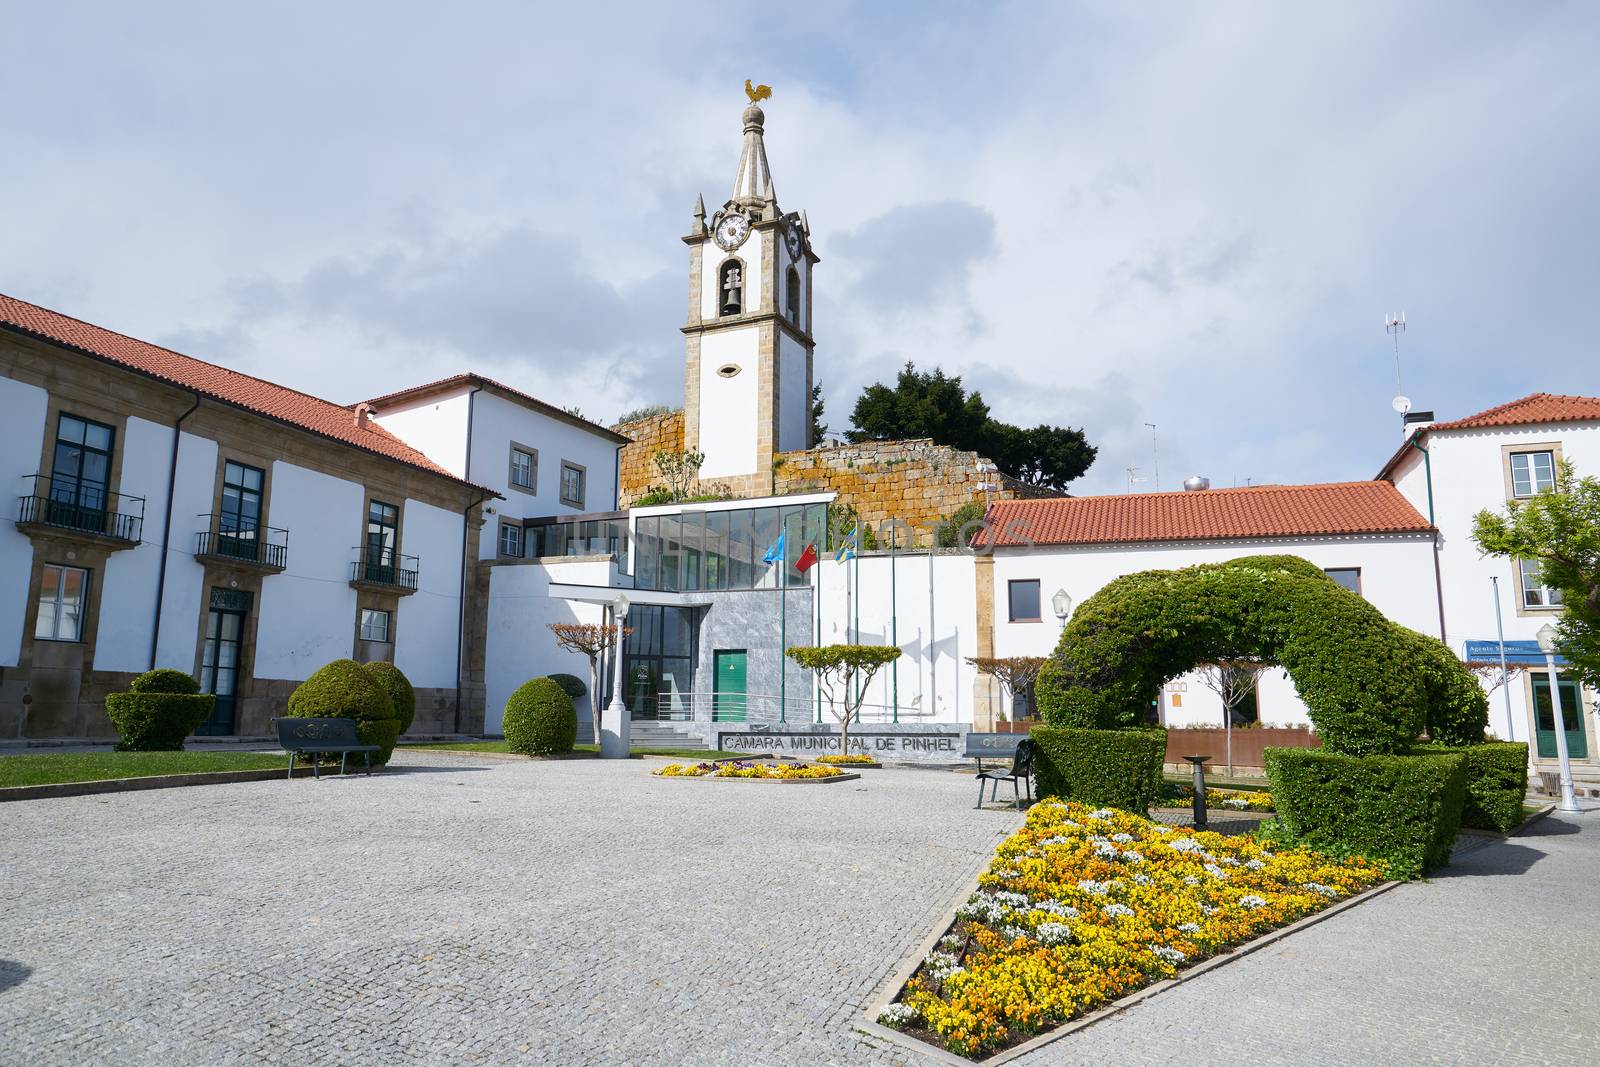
[1036,555,1488,757]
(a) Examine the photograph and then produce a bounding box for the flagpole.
[815,538,822,724]
[853,533,861,720]
[890,522,898,723]
[780,513,788,724]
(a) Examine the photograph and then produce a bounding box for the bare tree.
[966,656,1048,723]
[549,622,633,747]
[653,449,705,501]
[1196,659,1264,776]
[787,645,903,758]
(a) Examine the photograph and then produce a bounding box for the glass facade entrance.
[621,604,697,720]
[633,501,827,592]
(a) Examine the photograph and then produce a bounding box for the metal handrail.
[196,515,289,569]
[16,475,144,542]
[350,546,419,591]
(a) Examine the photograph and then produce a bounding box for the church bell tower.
[682,91,817,496]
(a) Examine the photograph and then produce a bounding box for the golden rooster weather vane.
[745,79,772,104]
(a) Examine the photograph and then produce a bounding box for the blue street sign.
[1465,639,1567,667]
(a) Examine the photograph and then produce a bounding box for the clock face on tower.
[784,223,804,261]
[714,212,751,251]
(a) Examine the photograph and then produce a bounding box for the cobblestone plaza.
[1,753,1595,1065]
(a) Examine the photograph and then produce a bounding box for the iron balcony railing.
[351,547,419,591]
[196,516,289,570]
[16,475,144,542]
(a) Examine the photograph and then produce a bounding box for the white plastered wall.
[94,416,181,672]
[0,377,48,667]
[393,498,465,688]
[697,329,761,479]
[483,557,614,733]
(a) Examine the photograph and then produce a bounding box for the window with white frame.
[1519,558,1563,608]
[35,563,89,641]
[1509,450,1556,498]
[509,446,536,492]
[359,608,391,643]
[560,462,586,508]
[499,522,524,558]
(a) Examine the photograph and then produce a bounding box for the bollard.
[1183,755,1210,831]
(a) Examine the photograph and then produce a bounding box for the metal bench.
[274,717,381,779]
[975,736,1035,810]
[964,732,1023,772]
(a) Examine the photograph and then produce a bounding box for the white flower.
[938,934,962,951]
[1183,875,1200,886]
[1302,882,1340,898]
[991,890,1032,909]
[1218,857,1240,867]
[1239,895,1268,910]
[1152,826,1174,834]
[1035,922,1074,946]
[1122,849,1145,865]
[1039,834,1071,846]
[923,950,963,980]
[1093,841,1123,861]
[1168,838,1206,854]
[1223,797,1249,810]
[1204,863,1230,880]
[1089,808,1118,820]
[1149,944,1187,965]
[1178,922,1201,934]
[1200,903,1217,916]
[1103,903,1134,919]
[878,1003,920,1028]
[1111,832,1135,843]
[1077,879,1110,896]
[1133,873,1152,885]
[1244,859,1266,871]
[1032,899,1079,919]
[956,894,1006,924]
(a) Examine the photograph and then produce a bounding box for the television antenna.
[1144,422,1160,491]
[1124,465,1145,491]
[1385,312,1410,417]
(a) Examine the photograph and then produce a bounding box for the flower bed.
[1165,784,1275,812]
[817,754,881,767]
[877,800,1384,1058]
[653,760,846,780]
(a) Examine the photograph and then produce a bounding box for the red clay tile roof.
[365,374,631,444]
[1425,392,1600,432]
[0,292,491,493]
[974,481,1430,548]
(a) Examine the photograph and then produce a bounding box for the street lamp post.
[1052,589,1072,627]
[601,593,631,759]
[1537,623,1578,813]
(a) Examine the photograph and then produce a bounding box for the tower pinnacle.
[730,103,777,214]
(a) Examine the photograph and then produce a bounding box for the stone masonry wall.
[614,409,684,506]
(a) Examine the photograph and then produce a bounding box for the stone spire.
[730,103,777,215]
[691,193,707,235]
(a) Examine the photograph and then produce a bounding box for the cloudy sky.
[3,1,1597,494]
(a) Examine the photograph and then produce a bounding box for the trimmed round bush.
[129,667,201,695]
[503,677,577,756]
[548,673,587,701]
[1038,555,1489,757]
[362,661,417,735]
[288,659,400,765]
[105,669,213,751]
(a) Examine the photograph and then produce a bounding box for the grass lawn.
[0,751,290,789]
[402,741,743,760]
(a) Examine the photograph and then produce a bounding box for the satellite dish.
[1391,395,1412,415]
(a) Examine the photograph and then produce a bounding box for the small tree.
[787,645,902,758]
[653,449,705,501]
[966,656,1047,722]
[1196,659,1264,775]
[1473,460,1600,689]
[549,622,633,746]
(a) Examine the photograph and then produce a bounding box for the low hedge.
[1264,748,1469,879]
[1413,741,1529,833]
[549,673,587,701]
[362,661,417,735]
[105,668,214,751]
[1031,726,1168,815]
[504,678,577,756]
[288,659,400,765]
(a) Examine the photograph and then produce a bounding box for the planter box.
[655,771,862,785]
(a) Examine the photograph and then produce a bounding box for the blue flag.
[762,529,787,566]
[835,526,858,563]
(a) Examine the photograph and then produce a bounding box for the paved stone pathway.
[1,753,1595,1065]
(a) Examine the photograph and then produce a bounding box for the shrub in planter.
[287,659,400,765]
[362,661,417,735]
[1264,747,1468,879]
[503,677,578,756]
[1413,741,1529,833]
[105,669,213,751]
[548,673,587,701]
[1031,726,1167,815]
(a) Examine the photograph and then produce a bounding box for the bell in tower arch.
[719,261,743,316]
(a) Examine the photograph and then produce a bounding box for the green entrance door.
[1533,675,1588,760]
[713,650,747,723]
